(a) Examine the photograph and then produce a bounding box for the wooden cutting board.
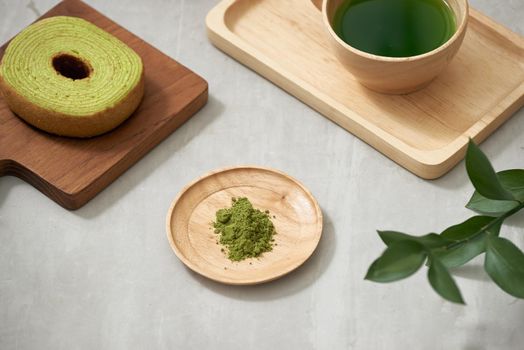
[207,0,524,179]
[0,0,208,209]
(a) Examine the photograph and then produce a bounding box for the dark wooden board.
[0,0,208,209]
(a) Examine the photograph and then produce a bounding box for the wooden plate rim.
[165,165,324,285]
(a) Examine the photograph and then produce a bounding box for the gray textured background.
[0,0,523,349]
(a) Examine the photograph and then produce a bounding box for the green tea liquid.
[333,0,456,57]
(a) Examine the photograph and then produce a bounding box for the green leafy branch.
[365,140,524,304]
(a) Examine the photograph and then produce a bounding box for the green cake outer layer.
[0,16,143,117]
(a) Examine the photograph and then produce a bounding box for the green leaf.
[436,219,502,268]
[485,236,524,298]
[465,140,515,201]
[435,234,486,268]
[378,231,449,249]
[428,257,465,304]
[441,216,496,241]
[497,169,524,201]
[466,170,524,216]
[466,192,519,217]
[365,241,426,283]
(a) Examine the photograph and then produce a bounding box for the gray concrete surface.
[0,0,523,349]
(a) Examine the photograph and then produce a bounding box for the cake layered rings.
[0,16,144,137]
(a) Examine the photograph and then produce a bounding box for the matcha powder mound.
[213,197,276,262]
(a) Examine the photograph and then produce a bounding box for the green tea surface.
[333,0,456,57]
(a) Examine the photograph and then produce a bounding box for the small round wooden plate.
[166,166,323,285]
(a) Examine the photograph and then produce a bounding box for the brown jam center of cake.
[52,53,91,80]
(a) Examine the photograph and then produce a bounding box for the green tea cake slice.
[0,16,144,138]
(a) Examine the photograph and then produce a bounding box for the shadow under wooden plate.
[166,167,323,285]
[207,0,524,179]
[0,0,208,209]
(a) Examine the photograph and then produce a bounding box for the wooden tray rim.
[206,0,524,178]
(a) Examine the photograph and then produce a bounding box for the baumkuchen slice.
[0,16,144,137]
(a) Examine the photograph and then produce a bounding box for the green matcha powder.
[213,197,276,262]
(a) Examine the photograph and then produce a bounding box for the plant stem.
[445,201,524,251]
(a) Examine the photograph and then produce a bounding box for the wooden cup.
[312,0,469,94]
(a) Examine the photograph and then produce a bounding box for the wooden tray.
[0,0,208,209]
[206,0,524,179]
[166,166,323,285]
